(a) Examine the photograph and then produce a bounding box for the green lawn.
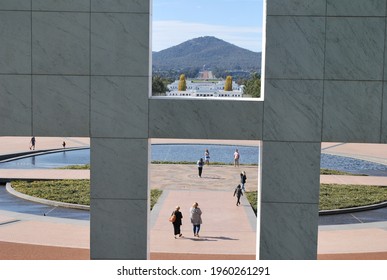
[245,184,387,213]
[319,184,387,210]
[320,168,366,176]
[57,164,90,170]
[11,180,162,210]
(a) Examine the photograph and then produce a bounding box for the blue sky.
[152,0,263,53]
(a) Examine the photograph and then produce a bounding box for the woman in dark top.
[172,206,183,239]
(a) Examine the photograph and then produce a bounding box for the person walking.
[62,141,66,149]
[204,149,210,165]
[233,184,243,206]
[233,149,240,167]
[240,171,247,192]
[171,206,183,239]
[190,202,202,237]
[197,158,204,177]
[29,136,36,150]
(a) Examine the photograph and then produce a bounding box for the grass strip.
[11,180,162,210]
[56,164,90,170]
[13,180,387,214]
[320,168,366,176]
[245,184,387,213]
[319,184,387,210]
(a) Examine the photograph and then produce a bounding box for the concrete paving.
[1,137,387,259]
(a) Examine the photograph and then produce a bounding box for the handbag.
[169,212,176,223]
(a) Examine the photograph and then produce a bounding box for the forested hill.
[152,36,261,74]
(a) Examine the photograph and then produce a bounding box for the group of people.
[234,171,247,206]
[29,137,66,150]
[170,202,202,239]
[196,149,210,178]
[171,148,247,238]
[196,148,241,178]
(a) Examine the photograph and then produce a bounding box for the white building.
[166,79,244,98]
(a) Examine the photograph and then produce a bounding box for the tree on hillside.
[224,76,233,91]
[152,76,169,95]
[178,74,187,91]
[243,73,261,98]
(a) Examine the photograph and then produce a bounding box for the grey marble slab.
[91,0,149,13]
[91,76,148,138]
[263,79,323,142]
[149,98,263,140]
[0,75,32,136]
[259,202,319,260]
[264,16,325,79]
[325,17,385,81]
[32,12,89,75]
[32,0,90,11]
[267,0,326,16]
[260,141,321,204]
[32,75,90,136]
[381,82,387,143]
[327,0,386,16]
[91,13,149,76]
[90,138,149,200]
[323,81,382,142]
[0,0,30,10]
[0,12,31,74]
[90,198,148,259]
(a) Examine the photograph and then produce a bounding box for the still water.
[1,145,387,176]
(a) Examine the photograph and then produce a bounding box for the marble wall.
[260,0,387,259]
[0,0,150,260]
[2,0,387,260]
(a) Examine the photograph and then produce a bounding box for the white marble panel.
[32,0,90,11]
[90,138,148,199]
[32,12,89,75]
[91,76,148,138]
[327,0,386,16]
[149,99,263,140]
[0,12,31,74]
[260,141,321,203]
[259,202,319,260]
[0,0,30,10]
[90,198,148,259]
[323,81,382,142]
[0,75,32,136]
[267,0,326,15]
[32,75,90,136]
[325,17,385,81]
[91,0,149,13]
[91,13,149,76]
[263,80,323,142]
[265,16,325,79]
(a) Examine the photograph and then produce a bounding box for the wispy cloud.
[152,20,262,52]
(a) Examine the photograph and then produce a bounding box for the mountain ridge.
[152,36,261,75]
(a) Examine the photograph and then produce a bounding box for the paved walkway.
[1,137,387,259]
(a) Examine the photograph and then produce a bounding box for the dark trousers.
[173,223,181,235]
[198,167,203,177]
[193,224,201,234]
